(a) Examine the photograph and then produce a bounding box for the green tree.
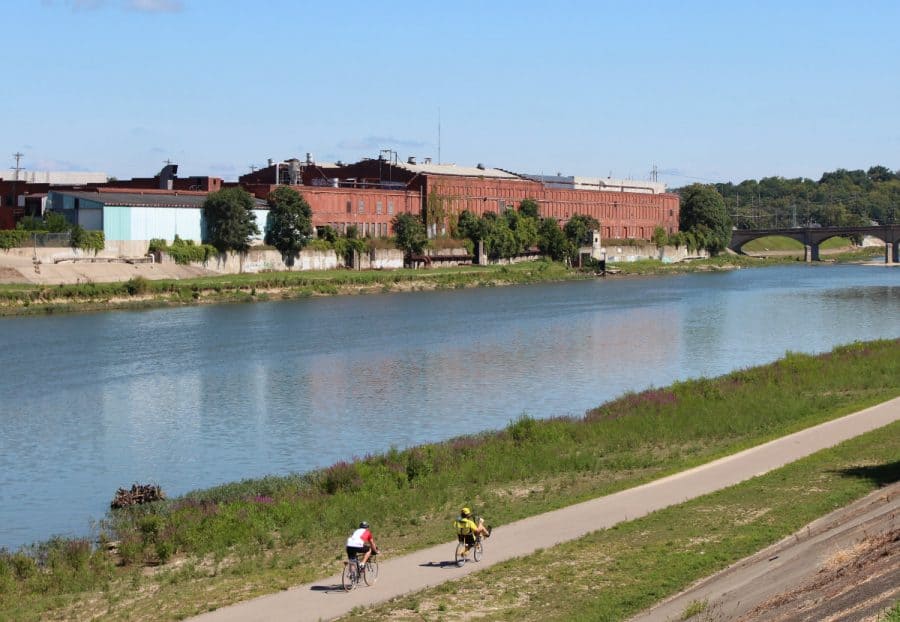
[563,213,600,246]
[392,213,428,255]
[651,225,669,248]
[518,198,540,219]
[480,211,517,259]
[202,187,260,253]
[456,210,482,241]
[264,186,312,259]
[866,165,895,183]
[678,184,732,254]
[504,208,539,253]
[537,217,573,262]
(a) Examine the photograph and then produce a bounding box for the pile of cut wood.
[111,483,165,509]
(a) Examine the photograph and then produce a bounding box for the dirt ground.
[0,254,216,284]
[630,482,900,622]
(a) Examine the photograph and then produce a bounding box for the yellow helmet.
[461,507,471,517]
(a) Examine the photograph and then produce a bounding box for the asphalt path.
[192,396,900,622]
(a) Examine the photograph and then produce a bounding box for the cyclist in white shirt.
[345,521,378,567]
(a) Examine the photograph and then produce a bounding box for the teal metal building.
[47,190,269,243]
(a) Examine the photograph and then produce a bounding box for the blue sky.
[4,1,899,186]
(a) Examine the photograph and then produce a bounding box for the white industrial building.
[1,170,109,185]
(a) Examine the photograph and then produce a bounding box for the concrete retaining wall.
[158,247,403,274]
[604,243,709,263]
[2,240,151,262]
[359,249,404,270]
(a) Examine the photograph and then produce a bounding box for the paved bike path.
[192,397,900,622]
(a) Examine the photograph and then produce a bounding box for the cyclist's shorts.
[346,545,368,560]
[457,533,476,546]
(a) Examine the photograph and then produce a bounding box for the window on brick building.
[387,200,394,215]
[358,200,365,214]
[376,200,382,215]
[346,201,352,214]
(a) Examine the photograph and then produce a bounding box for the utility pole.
[650,164,658,182]
[12,152,24,180]
[11,152,24,209]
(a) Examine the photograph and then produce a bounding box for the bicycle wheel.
[454,541,468,567]
[341,562,358,591]
[363,558,379,585]
[472,538,483,562]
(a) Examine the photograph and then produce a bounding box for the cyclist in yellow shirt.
[454,507,490,558]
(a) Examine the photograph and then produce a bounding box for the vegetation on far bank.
[709,164,900,230]
[0,260,589,316]
[0,244,890,317]
[1,339,898,621]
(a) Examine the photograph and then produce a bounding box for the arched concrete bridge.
[729,225,900,263]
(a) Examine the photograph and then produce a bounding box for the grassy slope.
[741,235,854,252]
[345,421,900,621]
[1,340,897,621]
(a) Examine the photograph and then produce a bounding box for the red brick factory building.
[3,156,680,244]
[240,155,679,241]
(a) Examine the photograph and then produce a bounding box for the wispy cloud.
[48,0,107,10]
[209,163,237,173]
[44,0,183,12]
[337,136,428,151]
[32,158,93,172]
[126,0,183,13]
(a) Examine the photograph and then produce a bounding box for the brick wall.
[424,175,679,239]
[246,184,422,238]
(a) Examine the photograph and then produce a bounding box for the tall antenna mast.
[438,107,441,165]
[12,152,24,181]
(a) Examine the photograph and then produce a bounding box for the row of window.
[346,200,396,216]
[325,222,391,237]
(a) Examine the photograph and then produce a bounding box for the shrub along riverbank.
[0,260,587,316]
[0,253,815,317]
[1,339,898,621]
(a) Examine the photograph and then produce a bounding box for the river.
[0,264,897,549]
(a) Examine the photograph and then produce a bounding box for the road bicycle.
[342,554,379,591]
[454,534,483,567]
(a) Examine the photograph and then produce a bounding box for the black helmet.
[359,521,369,529]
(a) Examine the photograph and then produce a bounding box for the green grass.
[881,602,900,622]
[741,235,806,252]
[611,253,794,275]
[1,339,898,621]
[741,235,853,252]
[0,260,590,316]
[345,420,900,622]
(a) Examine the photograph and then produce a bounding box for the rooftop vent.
[408,156,417,165]
[424,157,432,164]
[476,163,485,170]
[159,163,178,190]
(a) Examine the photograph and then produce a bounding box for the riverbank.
[2,339,898,621]
[0,254,806,317]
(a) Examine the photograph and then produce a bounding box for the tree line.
[202,188,605,264]
[694,165,900,230]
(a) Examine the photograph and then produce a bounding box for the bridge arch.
[727,225,899,263]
